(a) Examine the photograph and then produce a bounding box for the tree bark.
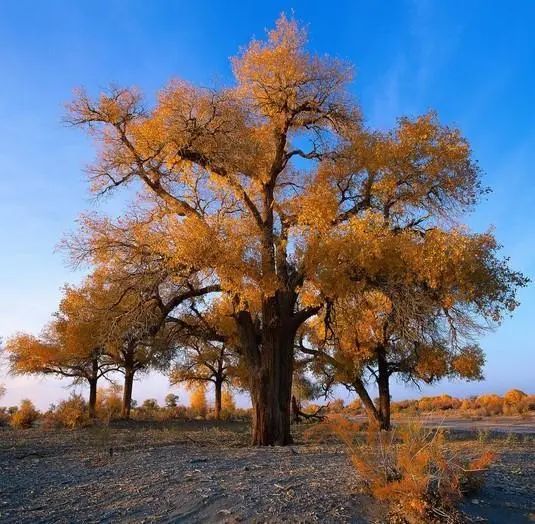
[250,354,293,445]
[377,346,391,430]
[249,295,295,446]
[88,378,98,419]
[351,376,383,427]
[236,292,297,446]
[122,367,135,419]
[214,379,222,420]
[88,355,99,419]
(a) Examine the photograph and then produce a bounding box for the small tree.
[165,393,179,408]
[5,279,115,419]
[189,384,208,418]
[96,384,123,422]
[170,340,235,420]
[221,388,236,419]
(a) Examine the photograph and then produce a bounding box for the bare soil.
[0,420,534,523]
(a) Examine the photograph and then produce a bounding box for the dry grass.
[308,416,495,523]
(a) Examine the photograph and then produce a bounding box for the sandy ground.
[0,420,534,523]
[394,414,535,435]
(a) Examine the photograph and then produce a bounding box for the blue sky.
[1,1,534,408]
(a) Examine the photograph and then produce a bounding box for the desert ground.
[1,419,534,524]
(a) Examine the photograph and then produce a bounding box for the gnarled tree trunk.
[238,292,297,446]
[249,340,294,445]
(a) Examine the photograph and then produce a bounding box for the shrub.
[459,399,474,412]
[328,398,345,413]
[503,389,528,414]
[49,394,91,429]
[10,399,39,429]
[417,395,461,412]
[477,394,504,416]
[135,398,161,420]
[314,416,494,523]
[391,399,418,414]
[504,389,527,405]
[96,385,123,422]
[173,404,191,419]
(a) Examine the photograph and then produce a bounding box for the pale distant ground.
[392,414,535,434]
[1,419,534,523]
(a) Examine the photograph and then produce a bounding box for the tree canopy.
[6,14,523,444]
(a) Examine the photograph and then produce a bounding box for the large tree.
[67,16,524,444]
[297,149,527,429]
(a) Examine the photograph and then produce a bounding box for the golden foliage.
[58,14,527,444]
[314,417,495,523]
[189,384,208,418]
[47,394,91,429]
[10,399,39,429]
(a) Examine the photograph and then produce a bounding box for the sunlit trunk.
[351,376,382,427]
[250,343,293,445]
[248,295,295,446]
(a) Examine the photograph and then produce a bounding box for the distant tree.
[96,384,123,421]
[165,393,179,408]
[141,398,159,410]
[189,384,208,418]
[221,388,236,411]
[5,280,116,418]
[170,340,235,420]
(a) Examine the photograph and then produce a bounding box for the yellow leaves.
[232,14,309,114]
[297,281,323,310]
[414,346,449,382]
[293,178,339,231]
[232,14,352,127]
[188,384,208,417]
[5,333,52,374]
[62,15,525,405]
[451,346,484,380]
